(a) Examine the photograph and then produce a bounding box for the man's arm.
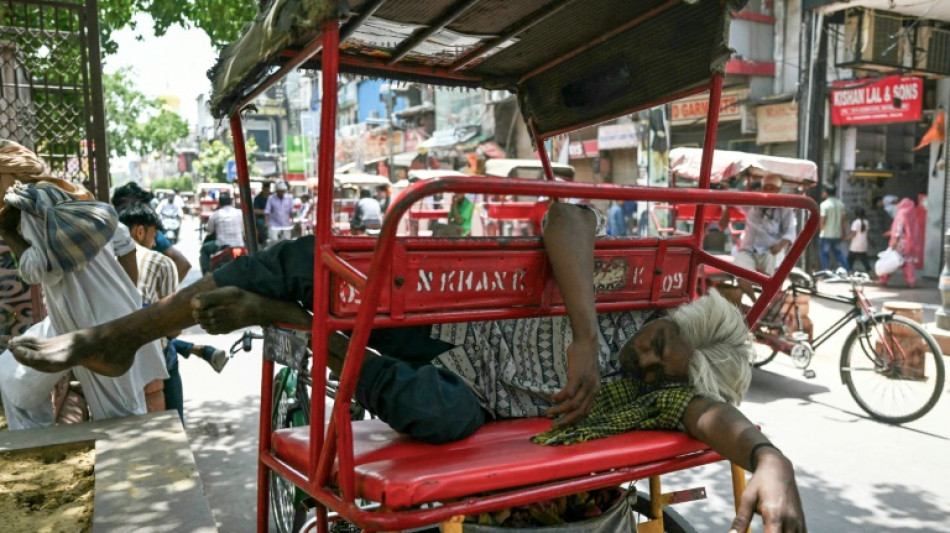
[541,203,601,428]
[718,206,732,231]
[163,247,192,282]
[682,397,806,532]
[117,249,138,286]
[0,205,29,259]
[770,209,797,255]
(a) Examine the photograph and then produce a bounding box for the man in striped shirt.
[119,205,228,420]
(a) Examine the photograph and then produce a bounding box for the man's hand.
[546,337,600,428]
[730,451,807,533]
[0,204,20,233]
[769,239,789,255]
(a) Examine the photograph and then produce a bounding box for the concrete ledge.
[0,411,217,533]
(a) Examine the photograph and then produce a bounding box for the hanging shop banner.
[285,134,306,174]
[756,101,799,144]
[597,123,638,150]
[830,75,923,126]
[670,89,746,125]
[568,140,599,159]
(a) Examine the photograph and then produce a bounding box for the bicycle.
[231,327,369,533]
[752,269,945,424]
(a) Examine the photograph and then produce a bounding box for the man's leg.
[10,236,317,376]
[327,330,487,444]
[819,238,831,270]
[833,240,851,270]
[199,241,217,274]
[9,275,218,377]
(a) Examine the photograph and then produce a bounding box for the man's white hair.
[668,290,753,405]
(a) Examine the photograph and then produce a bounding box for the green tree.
[137,105,190,157]
[104,68,149,158]
[99,1,258,53]
[193,139,258,183]
[104,70,190,158]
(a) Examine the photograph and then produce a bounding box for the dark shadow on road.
[664,459,950,532]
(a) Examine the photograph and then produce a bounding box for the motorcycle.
[160,203,182,245]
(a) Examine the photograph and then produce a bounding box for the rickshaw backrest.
[331,238,694,319]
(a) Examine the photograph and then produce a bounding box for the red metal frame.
[226,13,820,533]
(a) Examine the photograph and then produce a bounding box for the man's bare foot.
[9,329,135,377]
[192,286,274,334]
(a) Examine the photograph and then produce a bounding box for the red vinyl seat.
[271,417,718,510]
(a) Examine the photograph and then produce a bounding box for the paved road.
[172,216,950,532]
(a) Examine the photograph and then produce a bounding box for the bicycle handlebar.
[230,329,264,356]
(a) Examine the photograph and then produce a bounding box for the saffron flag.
[915,110,945,151]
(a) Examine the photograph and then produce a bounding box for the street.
[171,216,950,532]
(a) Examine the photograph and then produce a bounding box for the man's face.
[762,183,781,194]
[276,189,286,199]
[131,225,159,249]
[619,318,692,384]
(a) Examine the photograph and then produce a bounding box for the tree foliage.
[104,68,190,158]
[99,0,258,54]
[192,139,259,183]
[151,174,196,192]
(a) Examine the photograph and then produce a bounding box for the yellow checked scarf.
[534,379,696,446]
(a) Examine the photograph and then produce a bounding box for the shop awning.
[669,147,818,185]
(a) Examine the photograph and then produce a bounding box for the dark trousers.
[213,238,488,443]
[848,251,872,274]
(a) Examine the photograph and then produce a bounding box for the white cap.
[276,182,288,191]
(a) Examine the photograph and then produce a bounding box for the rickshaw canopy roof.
[484,158,575,180]
[209,0,745,137]
[669,147,818,185]
[333,172,392,187]
[407,169,467,181]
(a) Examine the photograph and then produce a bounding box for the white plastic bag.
[875,247,903,277]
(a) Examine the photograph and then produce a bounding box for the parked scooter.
[208,245,247,273]
[160,203,182,245]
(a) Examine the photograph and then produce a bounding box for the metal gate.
[0,0,108,338]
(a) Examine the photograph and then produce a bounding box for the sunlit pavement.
[174,215,950,532]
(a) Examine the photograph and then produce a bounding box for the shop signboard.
[286,134,306,173]
[830,75,923,126]
[568,140,599,159]
[597,124,638,150]
[756,102,799,144]
[670,89,746,125]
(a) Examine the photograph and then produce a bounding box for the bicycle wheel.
[751,342,779,368]
[270,369,311,533]
[840,314,945,424]
[630,491,698,533]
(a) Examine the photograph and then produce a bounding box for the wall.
[925,78,950,277]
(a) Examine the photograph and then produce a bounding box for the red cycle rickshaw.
[208,1,818,531]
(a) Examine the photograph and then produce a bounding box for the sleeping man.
[9,203,807,532]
